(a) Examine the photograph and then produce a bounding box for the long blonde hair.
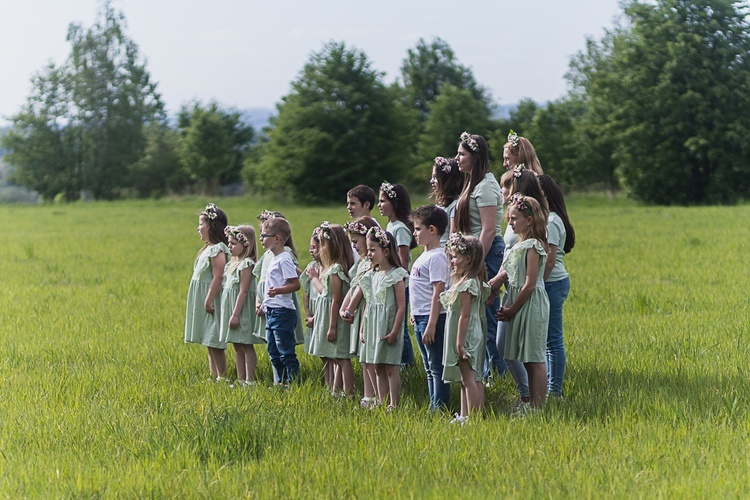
[446,233,486,287]
[510,194,548,248]
[318,223,354,273]
[226,225,258,275]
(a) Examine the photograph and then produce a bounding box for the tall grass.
[0,196,748,496]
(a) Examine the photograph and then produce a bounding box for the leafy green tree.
[248,41,411,202]
[1,1,164,200]
[400,38,492,120]
[177,101,254,194]
[413,84,493,183]
[569,0,750,204]
[129,125,187,197]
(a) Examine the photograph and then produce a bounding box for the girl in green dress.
[495,194,550,410]
[184,203,230,381]
[350,227,408,409]
[441,233,489,424]
[306,223,355,397]
[220,225,261,386]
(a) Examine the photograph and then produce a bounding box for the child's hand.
[339,307,354,324]
[229,315,240,329]
[422,324,435,346]
[360,332,365,344]
[457,343,467,360]
[380,332,397,345]
[267,286,279,298]
[327,328,336,342]
[485,290,497,306]
[306,267,320,279]
[204,299,215,314]
[496,306,515,322]
[305,316,314,328]
[255,300,264,317]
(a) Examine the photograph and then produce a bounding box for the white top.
[409,247,450,316]
[263,252,298,311]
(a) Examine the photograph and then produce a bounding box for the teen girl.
[340,216,379,407]
[378,181,417,367]
[503,130,544,174]
[538,174,575,399]
[220,225,262,386]
[307,222,355,396]
[441,233,490,424]
[430,156,465,247]
[453,132,507,384]
[496,194,550,410]
[355,227,408,408]
[184,203,230,381]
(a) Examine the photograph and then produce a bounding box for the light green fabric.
[219,258,263,345]
[546,212,569,282]
[359,267,408,365]
[308,263,352,359]
[467,173,504,238]
[184,242,229,349]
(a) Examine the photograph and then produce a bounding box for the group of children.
[184,130,575,423]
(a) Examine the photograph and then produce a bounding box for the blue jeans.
[484,236,508,380]
[545,277,570,396]
[401,287,415,367]
[497,314,530,399]
[413,314,450,410]
[265,307,299,384]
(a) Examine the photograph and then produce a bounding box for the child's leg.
[384,364,401,407]
[266,326,284,385]
[425,315,450,410]
[459,385,468,418]
[363,363,376,399]
[413,316,435,405]
[322,358,334,389]
[245,345,257,382]
[497,321,530,401]
[375,364,389,403]
[338,358,355,396]
[207,347,226,379]
[233,344,247,382]
[274,309,299,384]
[457,359,480,415]
[524,362,547,408]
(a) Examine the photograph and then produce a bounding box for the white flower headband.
[507,129,519,147]
[224,226,249,247]
[202,203,218,220]
[380,181,397,199]
[460,131,479,152]
[367,226,391,248]
[446,232,469,254]
[434,156,452,173]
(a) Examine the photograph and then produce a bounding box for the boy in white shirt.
[409,205,451,410]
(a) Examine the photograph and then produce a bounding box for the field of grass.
[0,194,749,497]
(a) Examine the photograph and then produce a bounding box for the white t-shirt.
[409,247,450,316]
[263,251,298,311]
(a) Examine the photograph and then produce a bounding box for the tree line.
[3,0,750,205]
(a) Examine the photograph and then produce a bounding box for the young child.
[220,225,262,386]
[253,211,305,348]
[259,217,302,386]
[441,233,490,424]
[184,203,230,381]
[307,222,355,397]
[299,229,322,356]
[340,216,379,407]
[410,205,451,411]
[538,174,575,399]
[346,185,377,220]
[355,227,408,409]
[430,156,465,247]
[495,194,550,411]
[378,181,416,367]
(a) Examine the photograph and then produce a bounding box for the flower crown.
[316,221,332,240]
[446,232,469,254]
[367,226,391,248]
[512,163,526,179]
[434,156,452,173]
[380,181,398,200]
[511,192,534,215]
[257,210,278,223]
[344,220,368,235]
[460,131,479,152]
[507,129,519,147]
[202,203,218,221]
[224,226,249,247]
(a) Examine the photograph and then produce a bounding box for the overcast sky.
[0,0,623,125]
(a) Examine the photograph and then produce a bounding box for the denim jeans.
[497,316,530,399]
[401,287,415,367]
[484,236,508,380]
[413,314,450,410]
[545,277,570,396]
[265,307,299,384]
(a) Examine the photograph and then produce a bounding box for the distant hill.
[240,107,275,132]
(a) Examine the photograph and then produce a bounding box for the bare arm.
[268,277,301,297]
[456,291,472,359]
[204,251,227,313]
[421,281,445,346]
[397,245,410,270]
[543,244,558,282]
[381,279,406,344]
[477,205,497,257]
[230,265,253,328]
[327,274,343,341]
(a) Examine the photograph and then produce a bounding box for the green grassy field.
[0,195,748,497]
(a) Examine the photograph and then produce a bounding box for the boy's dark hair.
[410,205,449,236]
[347,185,376,211]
